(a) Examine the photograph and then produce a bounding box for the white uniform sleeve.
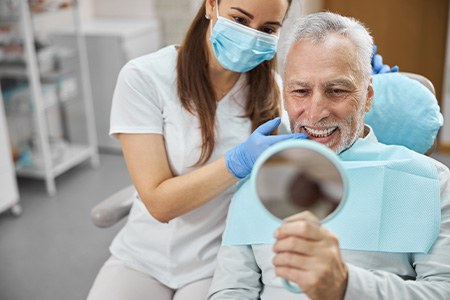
[208,245,262,300]
[344,161,450,300]
[110,60,164,138]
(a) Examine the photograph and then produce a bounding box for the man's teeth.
[304,126,336,138]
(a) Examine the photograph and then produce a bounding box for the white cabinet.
[0,0,99,195]
[0,89,20,215]
[51,19,162,151]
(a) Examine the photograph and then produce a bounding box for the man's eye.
[327,89,347,96]
[293,89,309,96]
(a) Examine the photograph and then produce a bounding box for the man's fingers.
[274,217,323,241]
[284,211,320,223]
[273,235,317,256]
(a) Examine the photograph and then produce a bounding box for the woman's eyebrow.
[230,7,254,19]
[230,7,283,26]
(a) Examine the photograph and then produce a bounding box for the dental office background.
[26,0,448,151]
[0,0,449,300]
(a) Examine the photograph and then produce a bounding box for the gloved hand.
[372,45,399,74]
[226,117,308,179]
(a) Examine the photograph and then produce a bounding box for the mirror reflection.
[256,147,345,220]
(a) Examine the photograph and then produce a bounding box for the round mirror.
[255,140,347,222]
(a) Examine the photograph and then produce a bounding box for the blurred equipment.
[0,0,99,195]
[51,19,162,152]
[0,87,21,217]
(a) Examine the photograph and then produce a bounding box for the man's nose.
[305,93,329,122]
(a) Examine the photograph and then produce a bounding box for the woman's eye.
[262,27,276,34]
[233,16,247,25]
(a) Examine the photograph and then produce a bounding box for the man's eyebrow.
[286,81,311,88]
[325,80,354,88]
[230,7,282,27]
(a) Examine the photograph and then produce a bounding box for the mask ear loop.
[209,0,220,32]
[215,0,220,18]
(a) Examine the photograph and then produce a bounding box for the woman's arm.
[120,117,306,222]
[119,133,237,223]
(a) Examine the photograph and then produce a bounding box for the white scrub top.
[109,45,253,288]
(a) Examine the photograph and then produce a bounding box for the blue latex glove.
[372,45,399,74]
[226,117,308,179]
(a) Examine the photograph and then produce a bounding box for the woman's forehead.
[220,0,289,21]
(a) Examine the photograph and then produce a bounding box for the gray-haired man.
[208,12,450,300]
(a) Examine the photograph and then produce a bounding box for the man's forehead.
[283,35,364,91]
[286,36,357,66]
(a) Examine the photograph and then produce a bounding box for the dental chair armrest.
[91,185,135,228]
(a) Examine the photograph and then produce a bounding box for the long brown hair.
[177,0,292,165]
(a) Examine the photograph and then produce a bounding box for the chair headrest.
[366,73,443,154]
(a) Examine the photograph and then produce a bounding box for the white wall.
[33,0,323,47]
[88,0,196,46]
[32,0,94,33]
[83,0,323,47]
[301,0,323,14]
[90,0,156,18]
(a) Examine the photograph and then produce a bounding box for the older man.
[207,12,450,300]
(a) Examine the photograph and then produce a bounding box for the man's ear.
[365,78,374,112]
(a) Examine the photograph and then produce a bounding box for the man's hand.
[272,211,348,300]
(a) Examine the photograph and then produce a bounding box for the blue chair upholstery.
[367,73,443,154]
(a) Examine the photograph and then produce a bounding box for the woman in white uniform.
[87,0,301,299]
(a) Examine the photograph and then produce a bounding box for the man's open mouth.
[303,126,337,138]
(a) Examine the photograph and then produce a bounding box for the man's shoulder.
[365,137,430,160]
[426,155,450,179]
[373,140,450,184]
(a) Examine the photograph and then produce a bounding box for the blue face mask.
[209,2,279,73]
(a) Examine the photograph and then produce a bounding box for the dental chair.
[90,72,443,228]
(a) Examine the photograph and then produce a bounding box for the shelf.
[0,16,20,24]
[2,72,79,115]
[15,143,95,178]
[4,93,79,117]
[0,3,73,24]
[29,2,73,16]
[0,62,74,81]
[4,0,99,195]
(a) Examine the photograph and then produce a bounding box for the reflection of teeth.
[304,126,336,138]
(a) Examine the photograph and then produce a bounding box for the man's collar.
[361,124,377,143]
[339,125,377,156]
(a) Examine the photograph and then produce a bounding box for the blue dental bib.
[222,138,441,253]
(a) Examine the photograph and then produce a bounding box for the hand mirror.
[253,139,348,293]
